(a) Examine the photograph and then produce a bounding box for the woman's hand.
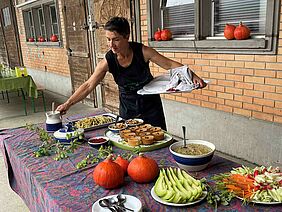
[56,102,71,115]
[192,72,207,89]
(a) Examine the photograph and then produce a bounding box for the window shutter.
[162,3,195,36]
[214,0,267,35]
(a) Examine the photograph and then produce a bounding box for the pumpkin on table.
[127,153,159,183]
[93,154,124,189]
[114,155,130,175]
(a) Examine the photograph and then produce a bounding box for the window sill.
[26,41,62,48]
[149,38,274,54]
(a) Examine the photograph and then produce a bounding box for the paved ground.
[0,90,96,212]
[0,90,254,212]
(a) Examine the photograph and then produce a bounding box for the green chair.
[31,84,46,112]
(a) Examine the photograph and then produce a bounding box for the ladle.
[115,115,120,126]
[51,102,55,114]
[182,125,187,148]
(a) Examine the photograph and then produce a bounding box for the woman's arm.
[56,59,109,114]
[142,45,206,88]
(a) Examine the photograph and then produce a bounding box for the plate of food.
[125,118,144,127]
[212,165,282,205]
[108,122,128,133]
[105,124,173,152]
[72,113,122,132]
[151,167,207,206]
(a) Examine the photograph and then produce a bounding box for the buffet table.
[0,109,281,212]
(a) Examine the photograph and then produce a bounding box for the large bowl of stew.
[169,140,215,172]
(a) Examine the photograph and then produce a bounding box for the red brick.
[217,92,233,100]
[244,76,265,84]
[235,55,254,61]
[274,115,282,123]
[225,87,243,95]
[201,101,216,109]
[255,55,277,62]
[225,100,242,108]
[195,59,210,65]
[243,103,262,112]
[209,97,225,104]
[195,94,209,101]
[226,74,244,82]
[201,90,216,97]
[210,73,225,79]
[218,54,235,60]
[187,99,201,106]
[244,90,263,98]
[264,92,282,101]
[202,65,217,73]
[202,54,218,59]
[263,106,282,116]
[209,85,225,92]
[218,80,234,87]
[253,98,274,107]
[265,78,282,86]
[275,101,282,108]
[175,96,188,103]
[266,63,282,70]
[234,95,253,103]
[254,69,276,77]
[254,84,276,92]
[235,68,254,76]
[234,82,253,90]
[245,62,265,69]
[226,61,244,68]
[216,104,233,113]
[210,60,226,67]
[218,67,234,73]
[233,108,251,117]
[253,112,273,122]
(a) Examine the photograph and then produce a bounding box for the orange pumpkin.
[93,155,124,189]
[234,22,250,40]
[154,28,162,41]
[224,24,236,40]
[127,153,159,183]
[161,29,172,41]
[114,155,129,175]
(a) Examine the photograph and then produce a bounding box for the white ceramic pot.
[45,111,62,132]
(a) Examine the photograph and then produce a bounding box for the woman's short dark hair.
[104,17,130,38]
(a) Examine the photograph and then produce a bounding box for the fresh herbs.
[76,145,113,169]
[26,124,80,160]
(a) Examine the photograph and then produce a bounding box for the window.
[2,7,11,27]
[148,0,279,54]
[22,0,60,43]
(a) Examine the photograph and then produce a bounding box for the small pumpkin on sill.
[224,24,236,40]
[234,22,250,40]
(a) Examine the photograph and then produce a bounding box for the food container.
[108,122,128,133]
[169,140,215,172]
[88,136,109,148]
[53,124,84,144]
[45,111,62,132]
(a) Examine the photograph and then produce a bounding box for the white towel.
[166,65,196,91]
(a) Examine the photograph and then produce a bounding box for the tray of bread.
[105,123,173,152]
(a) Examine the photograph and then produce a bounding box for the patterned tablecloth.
[0,110,281,212]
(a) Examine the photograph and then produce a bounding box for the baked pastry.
[139,124,152,130]
[152,131,164,141]
[120,129,131,138]
[123,132,136,140]
[135,128,148,135]
[150,127,162,133]
[127,136,141,146]
[138,132,152,137]
[128,126,139,132]
[141,135,155,145]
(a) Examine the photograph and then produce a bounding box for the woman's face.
[105,30,129,54]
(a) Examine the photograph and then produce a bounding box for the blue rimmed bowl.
[169,140,215,172]
[88,136,109,149]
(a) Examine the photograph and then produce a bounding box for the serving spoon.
[182,125,187,148]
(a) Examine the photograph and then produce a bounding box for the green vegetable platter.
[105,130,173,152]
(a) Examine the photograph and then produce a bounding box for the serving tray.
[105,130,174,152]
[71,113,121,132]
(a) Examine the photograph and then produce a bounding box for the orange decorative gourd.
[114,155,129,175]
[127,153,159,183]
[224,24,236,40]
[161,29,172,41]
[154,28,162,41]
[234,22,250,40]
[93,155,124,189]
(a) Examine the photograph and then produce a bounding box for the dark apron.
[119,90,167,130]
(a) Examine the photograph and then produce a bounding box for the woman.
[57,17,206,130]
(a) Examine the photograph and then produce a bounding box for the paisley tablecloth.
[0,109,281,212]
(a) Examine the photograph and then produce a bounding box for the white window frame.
[147,0,280,54]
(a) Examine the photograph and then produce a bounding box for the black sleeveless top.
[105,42,167,130]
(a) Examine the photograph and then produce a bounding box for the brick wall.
[16,0,70,76]
[140,0,282,124]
